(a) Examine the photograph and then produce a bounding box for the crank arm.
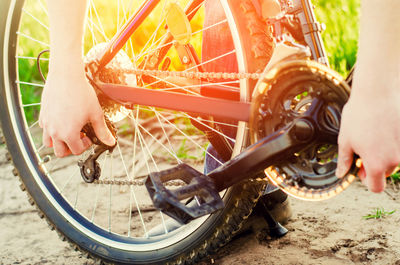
[144,116,316,223]
[209,117,315,191]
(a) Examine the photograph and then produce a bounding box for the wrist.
[48,57,86,77]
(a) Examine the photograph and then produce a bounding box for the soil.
[1,143,400,265]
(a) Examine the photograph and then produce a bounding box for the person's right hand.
[335,0,400,193]
[336,82,400,193]
[39,62,115,158]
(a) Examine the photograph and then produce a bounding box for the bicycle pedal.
[145,164,224,224]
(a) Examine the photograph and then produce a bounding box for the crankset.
[249,59,360,200]
[145,59,361,224]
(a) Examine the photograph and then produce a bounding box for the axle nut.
[293,119,314,142]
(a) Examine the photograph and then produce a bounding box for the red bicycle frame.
[90,0,328,122]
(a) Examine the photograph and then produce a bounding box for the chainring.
[250,60,360,201]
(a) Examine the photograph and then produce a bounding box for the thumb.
[336,141,353,179]
[90,114,116,146]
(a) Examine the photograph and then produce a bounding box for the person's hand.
[336,77,400,193]
[39,62,115,158]
[336,0,400,193]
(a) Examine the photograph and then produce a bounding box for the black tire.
[0,0,273,263]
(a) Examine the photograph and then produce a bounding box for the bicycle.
[0,0,359,264]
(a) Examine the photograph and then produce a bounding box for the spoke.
[116,143,149,237]
[136,1,168,60]
[183,112,236,142]
[191,19,227,36]
[22,8,49,31]
[154,111,176,155]
[134,39,175,62]
[91,154,108,222]
[155,110,224,166]
[153,80,240,92]
[28,120,39,130]
[23,102,41,108]
[74,180,80,209]
[127,112,182,164]
[119,0,137,66]
[117,0,120,32]
[127,187,135,237]
[129,109,140,179]
[89,0,108,40]
[16,81,44,87]
[108,153,114,232]
[160,211,168,234]
[135,17,227,62]
[37,0,48,17]
[87,15,109,42]
[143,74,201,96]
[108,182,112,232]
[60,167,80,194]
[48,156,61,172]
[130,107,223,166]
[131,108,150,237]
[17,56,49,61]
[185,50,236,72]
[135,117,156,238]
[150,109,240,129]
[133,113,169,234]
[87,7,99,47]
[37,144,45,153]
[16,32,49,47]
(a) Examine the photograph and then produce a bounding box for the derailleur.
[78,118,117,183]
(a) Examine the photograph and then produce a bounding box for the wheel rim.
[4,0,249,253]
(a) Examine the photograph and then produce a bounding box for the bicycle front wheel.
[0,0,273,263]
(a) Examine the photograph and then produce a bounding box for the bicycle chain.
[93,174,192,186]
[92,175,267,186]
[113,67,263,81]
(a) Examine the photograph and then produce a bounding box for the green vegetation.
[363,208,396,220]
[390,171,400,183]
[314,0,360,76]
[176,139,198,161]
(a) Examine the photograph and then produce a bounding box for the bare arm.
[40,0,115,158]
[336,0,400,192]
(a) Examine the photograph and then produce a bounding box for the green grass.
[390,171,400,183]
[363,208,396,220]
[314,0,360,76]
[17,0,360,123]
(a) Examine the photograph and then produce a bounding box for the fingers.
[65,135,92,155]
[364,164,386,193]
[363,157,399,193]
[42,127,92,157]
[53,140,71,158]
[42,129,53,148]
[336,139,354,179]
[90,114,116,146]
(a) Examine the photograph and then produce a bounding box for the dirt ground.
[1,143,400,265]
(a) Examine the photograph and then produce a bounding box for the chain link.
[93,178,185,186]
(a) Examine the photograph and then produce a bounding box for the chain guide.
[250,59,361,201]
